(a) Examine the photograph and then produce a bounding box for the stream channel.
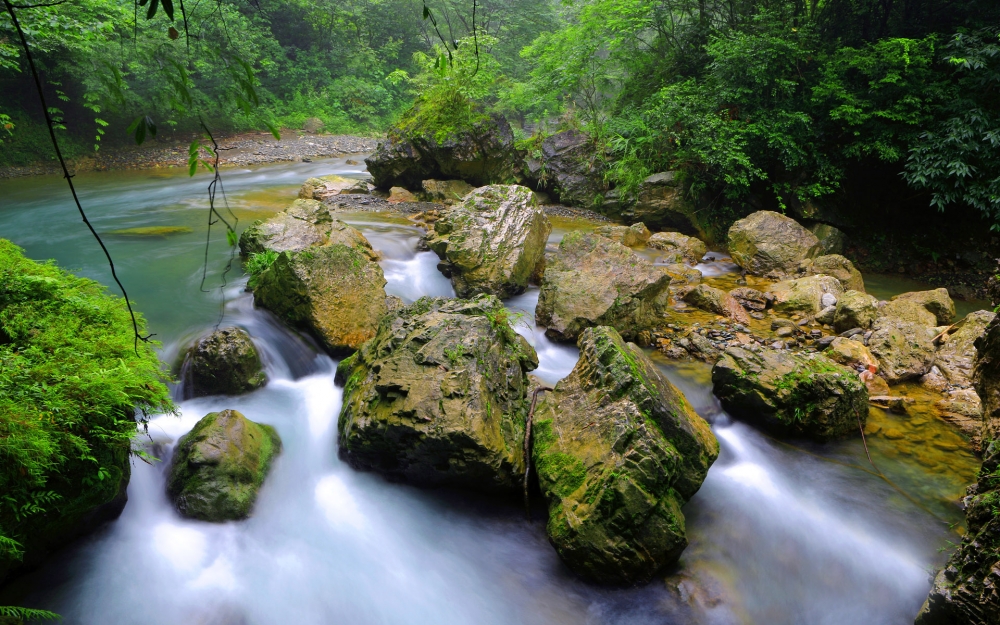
[0,156,985,624]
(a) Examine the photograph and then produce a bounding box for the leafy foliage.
[0,239,172,573]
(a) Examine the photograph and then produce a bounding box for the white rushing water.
[0,158,958,624]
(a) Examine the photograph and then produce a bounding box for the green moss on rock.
[166,409,281,522]
[533,326,718,584]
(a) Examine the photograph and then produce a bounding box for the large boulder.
[533,326,719,584]
[421,179,475,204]
[523,130,605,207]
[337,296,538,491]
[625,172,706,236]
[239,199,377,259]
[182,327,266,398]
[825,337,878,370]
[867,316,936,384]
[253,243,388,354]
[166,409,281,522]
[366,98,520,189]
[883,289,956,327]
[712,347,868,440]
[798,254,865,292]
[684,284,751,324]
[727,211,820,277]
[536,231,671,342]
[975,316,1000,444]
[426,185,551,298]
[769,274,844,316]
[935,310,996,388]
[647,231,708,263]
[916,319,1000,624]
[594,223,651,248]
[833,290,879,332]
[809,223,846,255]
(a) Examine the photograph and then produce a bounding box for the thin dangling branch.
[523,385,553,519]
[195,120,238,329]
[3,0,152,353]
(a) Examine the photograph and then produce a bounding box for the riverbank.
[0,132,380,179]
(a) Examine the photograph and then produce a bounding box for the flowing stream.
[0,158,982,624]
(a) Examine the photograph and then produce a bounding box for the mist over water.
[0,158,968,624]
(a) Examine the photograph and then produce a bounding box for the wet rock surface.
[535,231,671,342]
[523,130,606,207]
[426,185,550,298]
[167,409,282,522]
[727,211,820,277]
[868,316,937,384]
[183,327,266,398]
[337,296,538,491]
[712,346,868,439]
[533,326,718,584]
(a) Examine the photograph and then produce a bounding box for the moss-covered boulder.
[239,199,377,259]
[712,346,868,439]
[684,284,751,324]
[883,289,956,327]
[426,185,551,298]
[167,410,281,522]
[337,296,539,491]
[253,243,388,354]
[533,326,718,584]
[0,239,171,584]
[182,327,266,397]
[935,310,996,388]
[833,290,879,332]
[522,129,606,207]
[728,211,820,277]
[798,254,865,292]
[647,231,708,262]
[594,223,651,248]
[769,274,844,316]
[365,95,520,189]
[916,316,1000,624]
[536,231,671,342]
[626,172,707,237]
[868,316,937,384]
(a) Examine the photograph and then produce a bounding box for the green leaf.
[264,120,281,140]
[226,229,238,247]
[161,0,174,21]
[146,0,159,20]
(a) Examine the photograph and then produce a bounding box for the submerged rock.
[727,211,820,277]
[935,311,996,388]
[253,243,388,354]
[916,316,1000,623]
[769,274,844,316]
[366,100,520,189]
[426,185,550,298]
[536,231,671,342]
[647,231,707,263]
[867,316,936,384]
[533,326,719,584]
[337,296,538,491]
[684,284,750,324]
[167,409,281,522]
[183,327,266,397]
[833,290,879,333]
[712,346,868,439]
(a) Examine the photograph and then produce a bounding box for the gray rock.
[727,211,820,276]
[809,223,846,255]
[769,275,844,316]
[524,130,605,207]
[867,316,937,384]
[935,310,996,387]
[183,327,266,398]
[426,185,551,298]
[647,231,708,262]
[626,172,707,236]
[833,291,879,333]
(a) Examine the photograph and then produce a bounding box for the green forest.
[2,0,999,224]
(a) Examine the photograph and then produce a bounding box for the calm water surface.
[0,159,980,624]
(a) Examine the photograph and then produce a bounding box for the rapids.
[0,157,980,624]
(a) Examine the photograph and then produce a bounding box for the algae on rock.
[182,327,266,398]
[533,326,718,584]
[426,184,551,298]
[535,231,671,342]
[167,409,281,522]
[337,296,539,491]
[712,346,868,439]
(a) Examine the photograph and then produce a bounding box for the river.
[0,157,982,624]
